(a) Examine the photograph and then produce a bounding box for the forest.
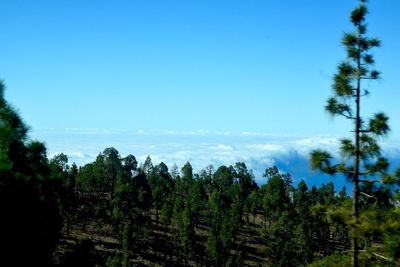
[1,0,400,266]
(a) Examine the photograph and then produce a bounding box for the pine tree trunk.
[352,45,362,267]
[156,207,159,228]
[122,220,132,267]
[66,216,70,237]
[351,180,359,267]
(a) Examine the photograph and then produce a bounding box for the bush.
[307,253,350,267]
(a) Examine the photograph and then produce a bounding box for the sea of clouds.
[30,129,400,188]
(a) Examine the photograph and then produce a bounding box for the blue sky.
[1,0,399,185]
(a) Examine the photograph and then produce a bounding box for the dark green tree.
[149,161,174,228]
[263,211,302,267]
[261,167,291,227]
[112,172,134,267]
[76,157,105,222]
[172,162,196,265]
[0,81,63,266]
[213,165,233,193]
[231,162,258,225]
[206,191,227,266]
[190,177,205,227]
[102,147,123,201]
[200,164,215,196]
[245,190,259,224]
[141,155,154,176]
[122,154,138,174]
[113,165,152,265]
[310,1,392,265]
[293,180,315,263]
[50,153,77,237]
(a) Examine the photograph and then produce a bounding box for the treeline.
[51,148,400,267]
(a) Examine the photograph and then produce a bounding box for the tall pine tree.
[310,1,390,266]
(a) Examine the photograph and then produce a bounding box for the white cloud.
[30,129,400,186]
[294,136,339,148]
[247,143,284,152]
[211,144,233,151]
[291,136,340,155]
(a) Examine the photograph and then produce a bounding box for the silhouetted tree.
[0,80,63,266]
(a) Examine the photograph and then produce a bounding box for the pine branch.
[359,191,375,198]
[372,253,396,263]
[359,179,380,183]
[340,112,356,120]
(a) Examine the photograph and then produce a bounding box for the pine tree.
[310,1,391,265]
[0,80,63,266]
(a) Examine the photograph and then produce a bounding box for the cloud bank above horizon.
[30,129,400,188]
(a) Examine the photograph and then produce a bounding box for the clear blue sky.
[1,0,399,138]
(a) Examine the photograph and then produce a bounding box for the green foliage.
[177,206,195,261]
[245,190,259,223]
[214,165,233,192]
[0,80,63,266]
[141,155,154,176]
[224,252,243,267]
[308,253,351,267]
[205,232,219,265]
[171,162,197,263]
[50,153,78,236]
[311,0,388,181]
[203,165,245,266]
[261,168,291,224]
[121,221,132,267]
[190,178,206,226]
[309,1,397,265]
[148,160,175,227]
[263,212,301,266]
[106,256,122,267]
[161,201,172,227]
[369,113,390,135]
[310,150,336,175]
[383,204,400,261]
[261,175,344,266]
